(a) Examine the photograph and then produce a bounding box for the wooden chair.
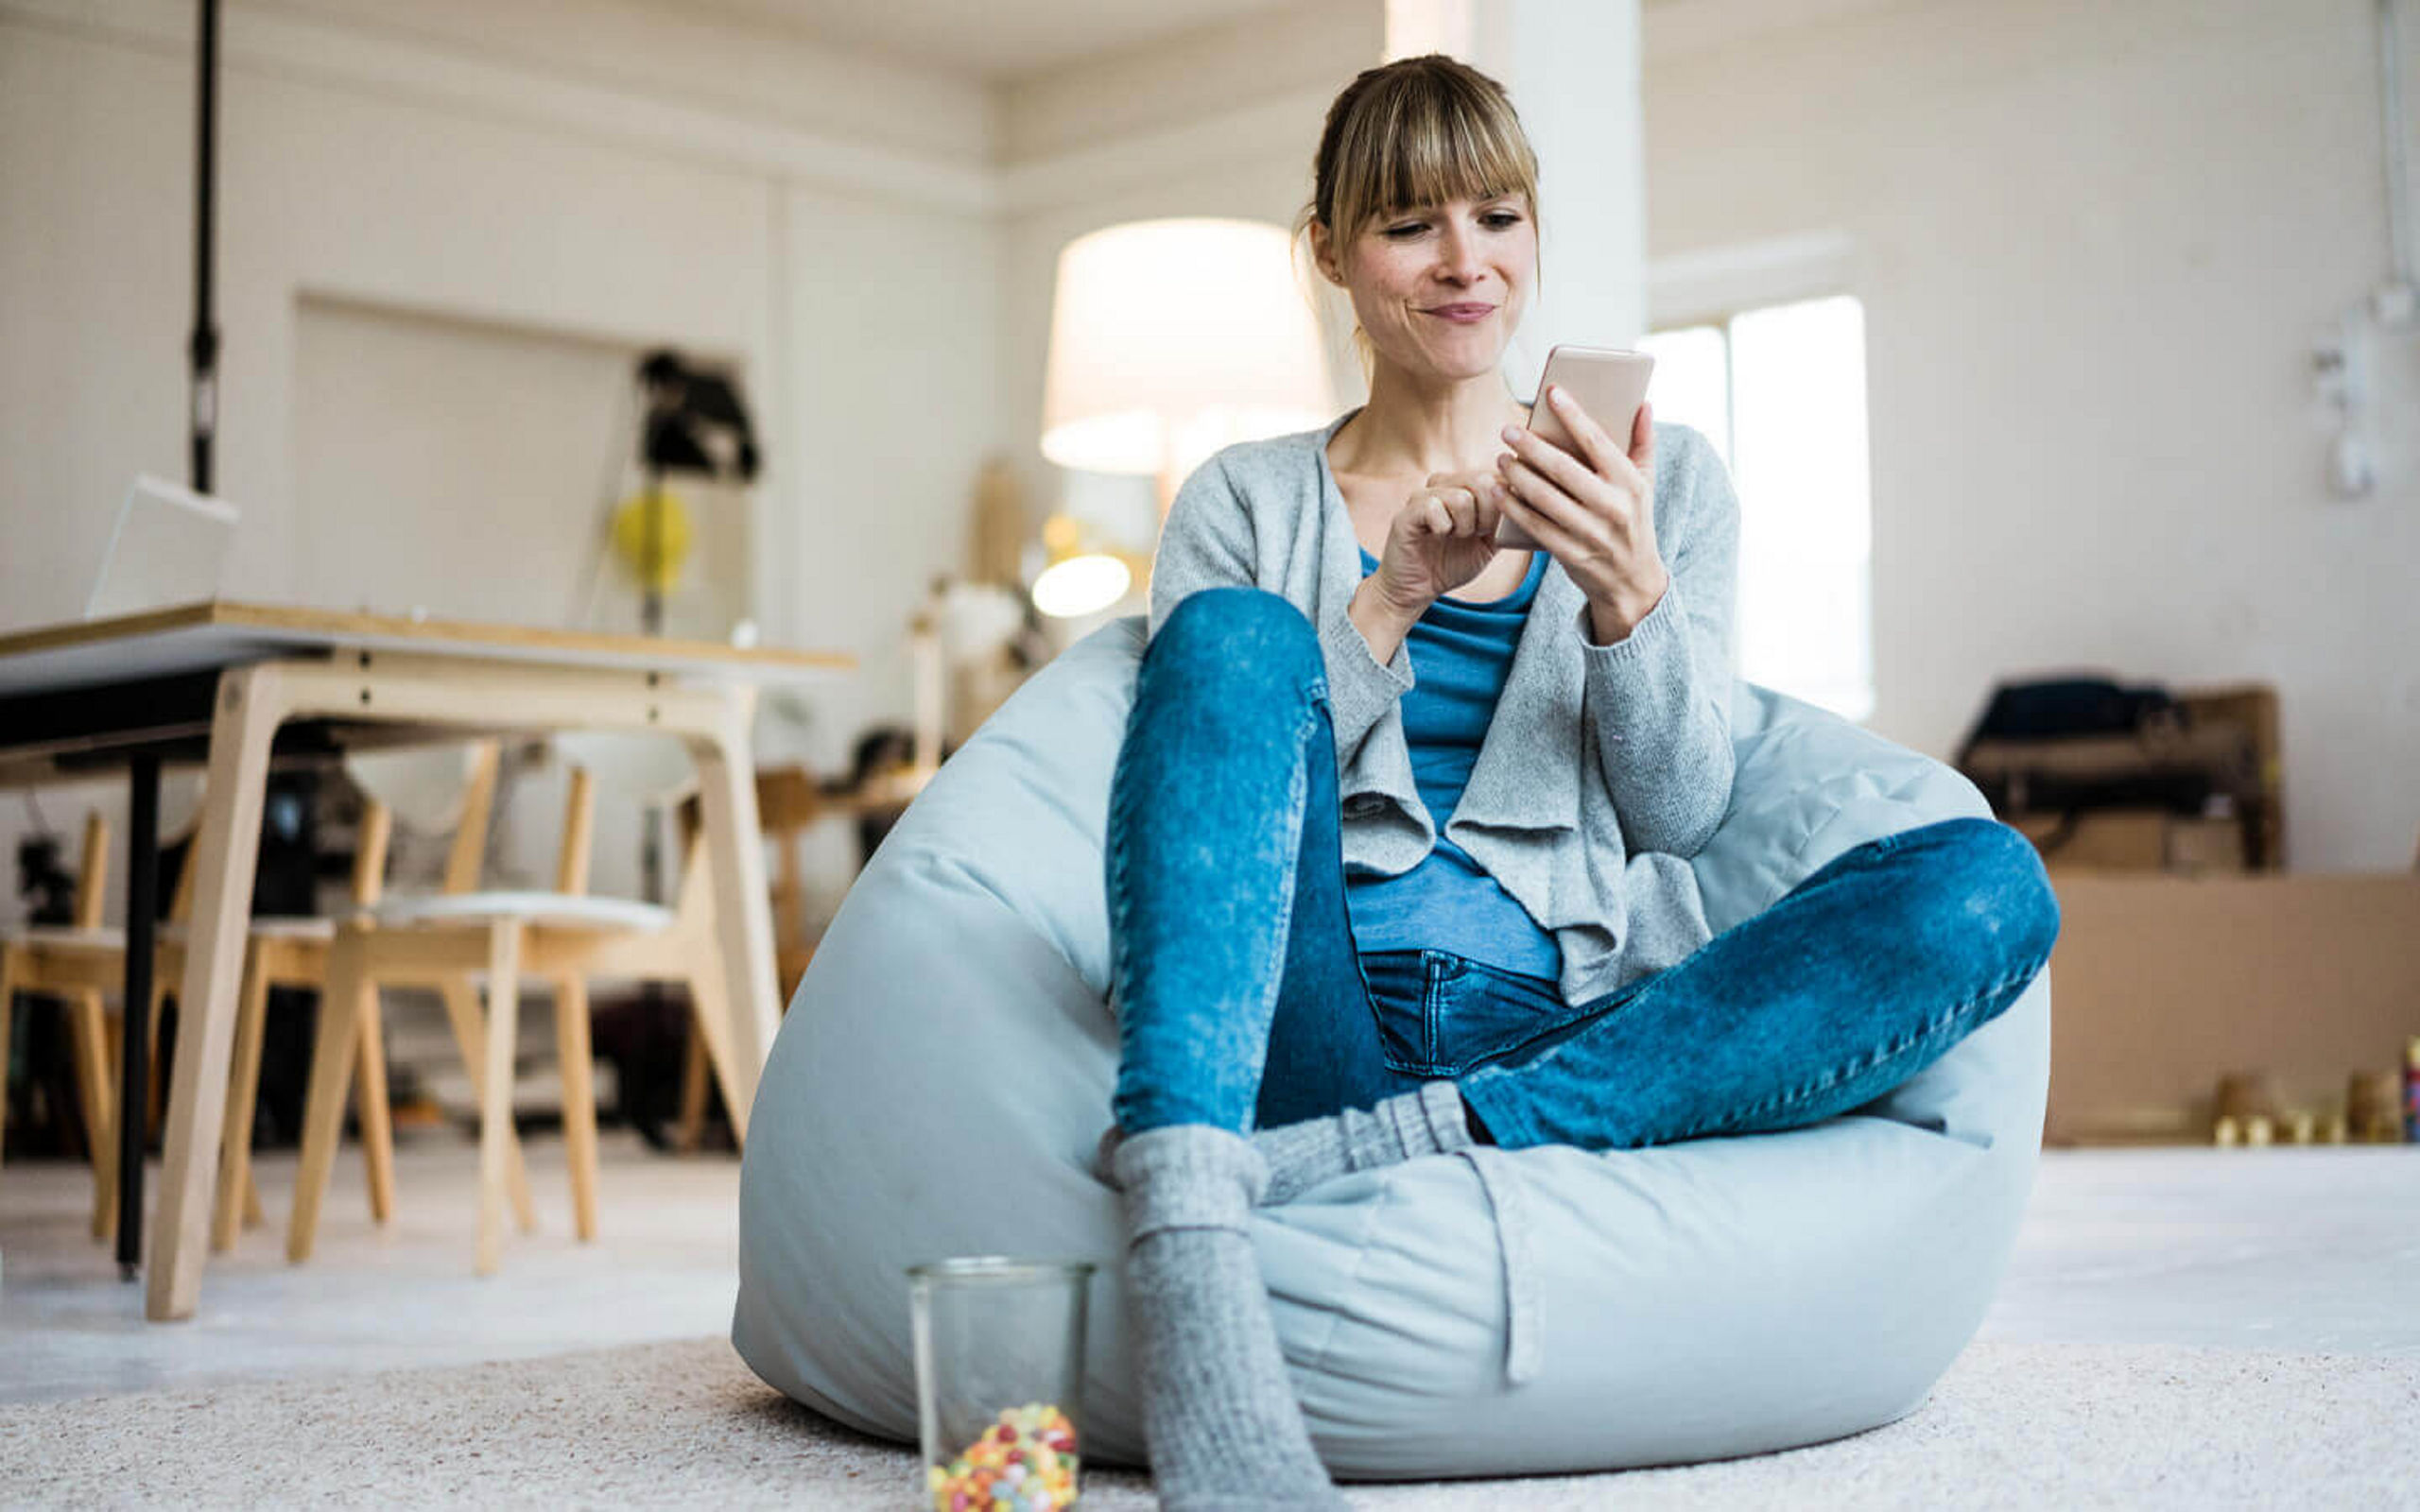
[290,731,749,1275]
[0,746,527,1255]
[0,803,342,1243]
[207,740,544,1254]
[0,799,272,1240]
[0,812,126,1225]
[666,765,825,1150]
[757,765,830,1002]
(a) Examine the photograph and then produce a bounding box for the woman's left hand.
[1495,386,1671,644]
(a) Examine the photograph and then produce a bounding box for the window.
[1638,294,1874,723]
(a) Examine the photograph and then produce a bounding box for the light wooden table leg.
[686,701,778,1120]
[355,991,396,1225]
[475,923,524,1277]
[439,978,537,1234]
[150,663,285,1321]
[554,974,599,1242]
[287,937,366,1264]
[211,948,273,1252]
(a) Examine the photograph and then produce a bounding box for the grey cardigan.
[1147,406,1742,1007]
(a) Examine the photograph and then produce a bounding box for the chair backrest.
[342,741,502,898]
[162,771,210,922]
[552,730,695,804]
[548,731,700,909]
[75,811,111,931]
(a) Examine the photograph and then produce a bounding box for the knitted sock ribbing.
[1094,1083,1474,1208]
[1110,1125,1346,1511]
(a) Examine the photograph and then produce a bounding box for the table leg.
[147,664,283,1321]
[117,755,161,1279]
[686,696,778,1120]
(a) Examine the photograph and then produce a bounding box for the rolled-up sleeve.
[1146,457,1255,636]
[1149,452,1414,771]
[1576,427,1739,858]
[1314,589,1415,770]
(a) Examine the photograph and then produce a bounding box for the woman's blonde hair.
[1294,53,1543,385]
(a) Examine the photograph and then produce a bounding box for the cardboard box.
[2013,809,2168,870]
[2163,816,2248,875]
[2041,871,2420,1143]
[2009,808,2249,875]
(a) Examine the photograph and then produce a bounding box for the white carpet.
[5,1334,2414,1509]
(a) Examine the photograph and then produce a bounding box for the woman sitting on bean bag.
[1094,51,2063,1511]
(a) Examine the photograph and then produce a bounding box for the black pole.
[638,466,665,910]
[189,0,220,493]
[119,756,162,1280]
[640,466,666,636]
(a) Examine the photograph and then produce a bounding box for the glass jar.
[908,1257,1097,1512]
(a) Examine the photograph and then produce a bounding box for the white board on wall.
[290,293,752,639]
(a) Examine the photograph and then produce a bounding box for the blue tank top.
[1344,548,1563,981]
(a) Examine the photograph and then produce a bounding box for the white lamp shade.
[1029,553,1133,620]
[1041,219,1332,481]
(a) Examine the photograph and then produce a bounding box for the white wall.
[1643,0,2420,869]
[0,0,1000,919]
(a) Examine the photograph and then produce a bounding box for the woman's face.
[1318,192,1535,384]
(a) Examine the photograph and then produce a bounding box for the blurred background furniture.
[1,813,128,1228]
[666,754,940,1153]
[210,742,545,1256]
[0,747,535,1258]
[1959,679,2284,876]
[292,732,744,1275]
[0,599,846,1318]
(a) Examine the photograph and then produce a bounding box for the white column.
[1384,0,1649,394]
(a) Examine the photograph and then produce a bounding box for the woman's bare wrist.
[1350,575,1426,665]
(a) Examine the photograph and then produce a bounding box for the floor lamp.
[1035,218,1331,617]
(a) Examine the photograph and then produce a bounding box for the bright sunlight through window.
[1638,294,1874,723]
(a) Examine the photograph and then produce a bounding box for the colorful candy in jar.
[927,1402,1080,1512]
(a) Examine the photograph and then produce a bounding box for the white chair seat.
[238,916,342,942]
[9,918,343,952]
[366,891,675,934]
[158,917,343,944]
[3,924,126,951]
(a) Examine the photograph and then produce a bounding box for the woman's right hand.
[1367,471,1507,617]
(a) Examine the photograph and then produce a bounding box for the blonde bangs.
[1315,58,1538,246]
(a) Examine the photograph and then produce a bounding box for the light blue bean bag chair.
[733,616,2049,1478]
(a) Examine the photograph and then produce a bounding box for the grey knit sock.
[1111,1125,1345,1511]
[1251,1082,1475,1206]
[1095,1083,1473,1209]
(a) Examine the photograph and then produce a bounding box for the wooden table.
[0,601,850,1320]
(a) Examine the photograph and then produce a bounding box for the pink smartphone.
[1494,345,1655,549]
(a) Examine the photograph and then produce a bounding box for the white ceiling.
[649,0,1305,80]
[637,0,1836,85]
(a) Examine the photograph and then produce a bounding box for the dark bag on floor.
[1953,675,2215,826]
[1956,676,2183,748]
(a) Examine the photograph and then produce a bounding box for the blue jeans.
[1107,589,2061,1150]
